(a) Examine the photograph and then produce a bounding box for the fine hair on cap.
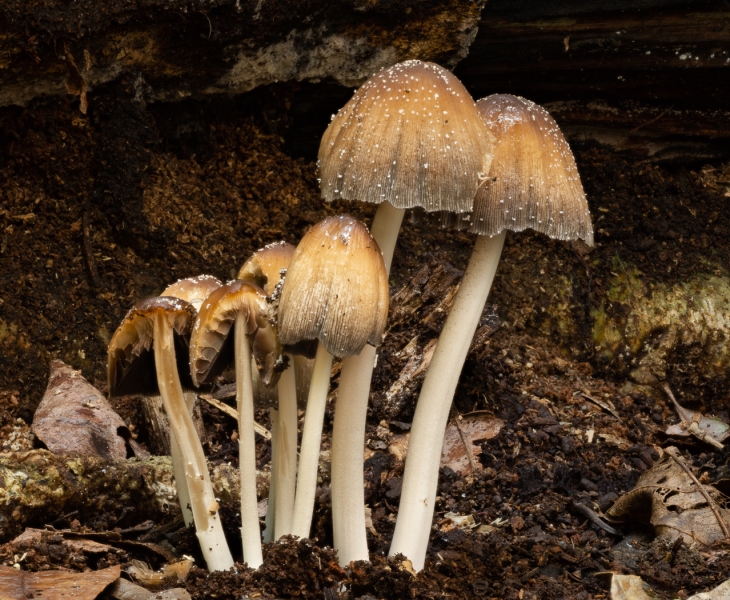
[278,215,389,357]
[460,94,594,245]
[319,60,494,213]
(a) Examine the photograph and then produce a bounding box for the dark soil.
[1,82,730,599]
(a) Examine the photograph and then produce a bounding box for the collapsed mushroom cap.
[108,297,196,397]
[447,94,593,245]
[238,242,296,296]
[162,275,223,311]
[190,280,282,389]
[319,60,494,213]
[278,215,389,357]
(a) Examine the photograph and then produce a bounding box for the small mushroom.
[161,275,223,526]
[190,280,278,569]
[390,94,594,571]
[108,297,233,573]
[239,241,302,541]
[279,215,388,565]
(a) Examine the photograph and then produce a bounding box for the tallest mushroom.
[317,60,493,564]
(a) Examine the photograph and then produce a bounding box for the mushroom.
[279,215,388,565]
[108,297,233,572]
[390,94,594,571]
[190,280,280,569]
[161,275,223,526]
[238,242,300,541]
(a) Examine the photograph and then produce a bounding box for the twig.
[454,415,479,475]
[581,392,622,422]
[665,446,730,539]
[572,502,622,536]
[199,393,271,440]
[82,211,101,289]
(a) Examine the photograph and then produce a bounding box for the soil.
[1,81,730,599]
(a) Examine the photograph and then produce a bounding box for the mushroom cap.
[318,59,494,213]
[458,94,593,245]
[162,275,223,312]
[278,215,389,357]
[238,242,296,295]
[108,297,196,397]
[189,280,282,389]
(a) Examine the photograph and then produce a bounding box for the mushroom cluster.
[105,59,593,575]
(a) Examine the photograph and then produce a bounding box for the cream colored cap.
[278,215,389,357]
[319,60,494,213]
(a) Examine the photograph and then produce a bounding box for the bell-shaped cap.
[108,297,196,397]
[190,280,282,389]
[162,275,223,311]
[278,215,389,357]
[464,94,594,245]
[319,60,494,213]
[238,242,296,295]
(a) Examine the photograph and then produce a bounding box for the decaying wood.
[0,450,265,542]
[141,394,207,456]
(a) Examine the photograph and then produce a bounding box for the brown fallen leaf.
[607,448,730,545]
[32,360,128,460]
[663,384,729,449]
[0,564,120,600]
[108,578,192,600]
[440,414,503,476]
[609,573,660,599]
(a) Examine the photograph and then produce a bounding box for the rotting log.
[0,450,254,542]
[0,0,483,108]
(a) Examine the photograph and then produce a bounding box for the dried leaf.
[607,450,730,545]
[610,573,661,599]
[32,360,128,460]
[0,564,120,600]
[108,578,192,600]
[664,385,729,449]
[440,414,503,476]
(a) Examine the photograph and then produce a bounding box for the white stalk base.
[389,232,506,572]
[273,360,298,539]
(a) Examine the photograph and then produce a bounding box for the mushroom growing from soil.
[238,241,300,541]
[189,280,280,569]
[390,93,594,571]
[108,297,234,572]
[278,215,388,564]
[161,275,223,526]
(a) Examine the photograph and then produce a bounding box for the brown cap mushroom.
[319,59,494,214]
[108,297,196,397]
[442,94,594,245]
[278,215,389,357]
[162,275,223,311]
[190,280,280,389]
[238,242,296,295]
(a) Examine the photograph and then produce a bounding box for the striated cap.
[278,215,389,357]
[238,242,296,295]
[108,297,196,397]
[162,275,223,312]
[461,94,594,245]
[189,280,282,389]
[319,60,494,213]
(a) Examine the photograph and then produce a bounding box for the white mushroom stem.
[330,344,376,565]
[169,391,197,526]
[263,407,278,543]
[234,314,264,569]
[370,201,405,273]
[389,231,506,571]
[152,311,234,573]
[273,357,298,539]
[291,342,334,539]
